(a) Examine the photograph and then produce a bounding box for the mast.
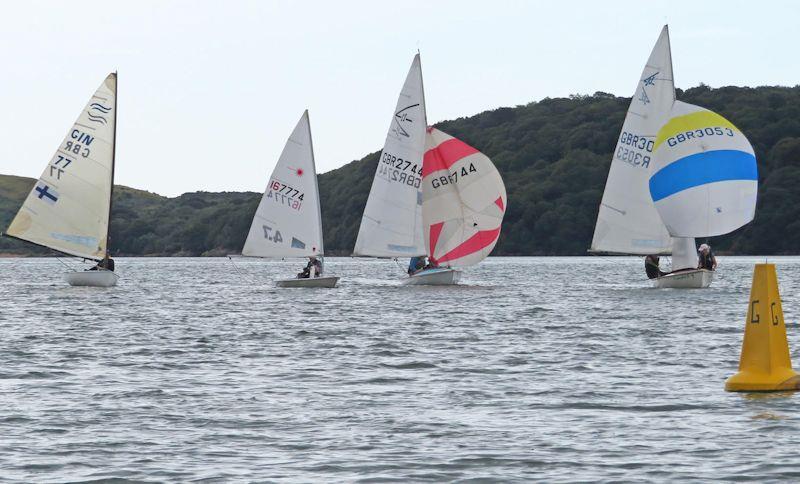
[105,71,118,257]
[664,25,676,104]
[306,109,324,257]
[418,51,427,129]
[416,52,427,258]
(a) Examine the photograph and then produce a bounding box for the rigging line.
[393,257,407,275]
[228,256,260,284]
[55,255,81,272]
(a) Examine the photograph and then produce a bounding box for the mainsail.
[242,110,324,258]
[590,26,675,254]
[650,101,758,237]
[352,54,427,257]
[422,128,506,268]
[6,73,117,261]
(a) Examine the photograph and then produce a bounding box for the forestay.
[422,128,506,268]
[590,26,674,255]
[6,73,117,261]
[353,54,427,258]
[650,101,758,237]
[242,111,324,258]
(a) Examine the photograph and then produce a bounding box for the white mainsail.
[242,111,324,259]
[650,101,758,237]
[6,73,117,261]
[422,128,506,268]
[590,26,675,255]
[353,54,427,257]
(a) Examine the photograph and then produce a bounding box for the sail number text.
[267,180,304,211]
[665,126,735,147]
[379,151,422,188]
[48,154,73,180]
[616,131,652,168]
[430,162,477,189]
[48,130,94,180]
[63,129,94,158]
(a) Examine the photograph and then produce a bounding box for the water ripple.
[1,256,800,481]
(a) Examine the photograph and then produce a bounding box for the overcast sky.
[1,0,797,196]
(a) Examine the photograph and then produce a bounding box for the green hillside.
[3,84,800,256]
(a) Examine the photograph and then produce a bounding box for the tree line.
[2,84,799,256]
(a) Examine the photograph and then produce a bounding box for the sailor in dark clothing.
[90,254,115,272]
[298,256,322,278]
[697,244,717,271]
[408,256,425,275]
[645,254,667,279]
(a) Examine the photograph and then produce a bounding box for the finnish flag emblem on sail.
[34,184,59,205]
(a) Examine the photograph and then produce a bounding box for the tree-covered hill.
[2,84,800,256]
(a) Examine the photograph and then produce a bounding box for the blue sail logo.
[87,102,112,125]
[638,72,659,105]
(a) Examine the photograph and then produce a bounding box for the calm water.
[1,256,799,482]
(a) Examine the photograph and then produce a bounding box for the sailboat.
[648,101,758,288]
[353,54,505,285]
[4,73,119,287]
[416,127,507,284]
[590,26,755,288]
[241,110,338,288]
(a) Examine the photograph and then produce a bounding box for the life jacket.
[699,252,715,270]
[645,258,661,279]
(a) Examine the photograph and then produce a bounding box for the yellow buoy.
[725,263,800,392]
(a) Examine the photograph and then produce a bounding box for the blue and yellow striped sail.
[648,101,758,237]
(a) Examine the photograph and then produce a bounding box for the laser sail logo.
[392,104,419,138]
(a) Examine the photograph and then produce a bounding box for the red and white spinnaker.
[422,128,506,268]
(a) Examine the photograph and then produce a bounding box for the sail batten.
[353,54,427,258]
[242,111,325,259]
[6,73,117,261]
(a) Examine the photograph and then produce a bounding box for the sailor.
[298,256,322,279]
[697,244,717,271]
[644,254,666,279]
[408,256,425,275]
[90,254,115,272]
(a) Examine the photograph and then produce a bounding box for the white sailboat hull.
[276,276,339,288]
[64,270,119,287]
[652,269,714,289]
[403,268,461,285]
